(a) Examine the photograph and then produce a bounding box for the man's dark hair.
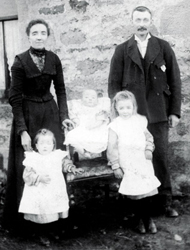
[26,19,50,36]
[131,6,152,19]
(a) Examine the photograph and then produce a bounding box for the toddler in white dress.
[64,89,110,159]
[19,128,84,242]
[107,91,160,234]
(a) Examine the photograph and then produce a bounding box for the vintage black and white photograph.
[0,0,190,249]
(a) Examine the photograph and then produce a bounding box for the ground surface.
[0,180,190,250]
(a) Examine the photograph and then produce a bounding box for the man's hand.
[168,115,180,128]
[21,131,32,151]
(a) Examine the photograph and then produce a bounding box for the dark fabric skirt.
[2,98,65,231]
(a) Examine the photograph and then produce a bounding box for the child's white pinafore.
[109,115,160,197]
[19,150,69,224]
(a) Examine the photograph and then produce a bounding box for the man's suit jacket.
[108,34,181,123]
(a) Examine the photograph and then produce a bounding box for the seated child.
[19,128,84,245]
[64,89,110,159]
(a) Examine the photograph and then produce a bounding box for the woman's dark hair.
[26,19,50,36]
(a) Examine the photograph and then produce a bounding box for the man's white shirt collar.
[135,33,151,58]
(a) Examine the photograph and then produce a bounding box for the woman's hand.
[62,119,75,130]
[21,131,33,151]
[114,168,124,179]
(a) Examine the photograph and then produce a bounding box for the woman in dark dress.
[2,19,73,232]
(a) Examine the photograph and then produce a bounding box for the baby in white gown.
[64,89,110,159]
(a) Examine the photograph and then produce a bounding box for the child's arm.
[87,110,110,130]
[23,166,50,186]
[23,166,39,186]
[107,128,124,179]
[144,128,155,160]
[62,157,84,175]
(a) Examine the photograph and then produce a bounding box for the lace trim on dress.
[29,47,46,72]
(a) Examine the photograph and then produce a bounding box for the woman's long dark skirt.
[2,98,65,231]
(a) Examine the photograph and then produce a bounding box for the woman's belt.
[22,94,53,103]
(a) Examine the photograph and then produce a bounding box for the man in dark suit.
[108,6,181,217]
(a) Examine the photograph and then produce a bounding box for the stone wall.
[1,0,190,195]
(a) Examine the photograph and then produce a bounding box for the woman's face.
[28,24,48,49]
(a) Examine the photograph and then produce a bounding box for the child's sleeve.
[140,115,155,153]
[107,125,120,170]
[144,128,155,152]
[62,156,76,173]
[23,166,40,186]
[22,152,40,186]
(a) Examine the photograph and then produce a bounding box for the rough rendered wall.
[0,0,17,17]
[1,0,190,195]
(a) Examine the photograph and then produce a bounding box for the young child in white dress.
[19,128,84,244]
[64,89,110,159]
[107,91,161,234]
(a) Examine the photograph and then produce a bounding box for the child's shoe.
[39,236,50,247]
[135,219,146,234]
[148,218,157,234]
[165,206,178,217]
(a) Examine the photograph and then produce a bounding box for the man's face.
[131,10,152,38]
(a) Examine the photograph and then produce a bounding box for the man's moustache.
[138,27,147,31]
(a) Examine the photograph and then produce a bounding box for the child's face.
[116,99,134,119]
[36,134,54,155]
[82,90,98,107]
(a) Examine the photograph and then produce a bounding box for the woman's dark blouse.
[9,49,69,135]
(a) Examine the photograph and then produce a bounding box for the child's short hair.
[33,128,56,151]
[111,90,138,118]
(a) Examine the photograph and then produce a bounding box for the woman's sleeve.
[52,54,69,122]
[9,57,28,135]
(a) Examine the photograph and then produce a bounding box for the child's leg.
[138,197,157,234]
[130,198,146,234]
[129,196,157,234]
[33,223,51,246]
